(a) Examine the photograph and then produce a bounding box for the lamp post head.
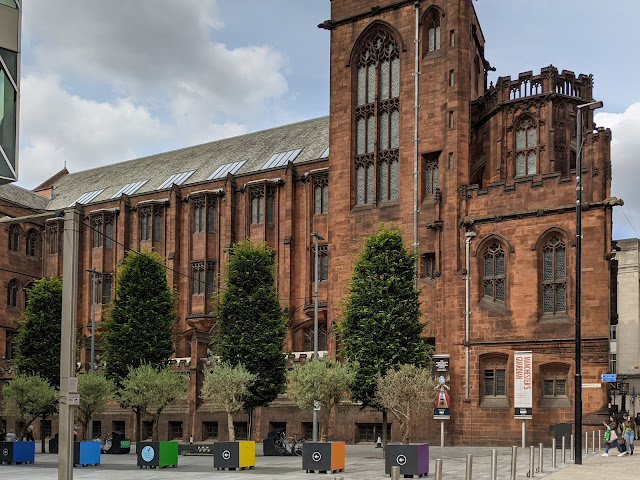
[577,100,603,111]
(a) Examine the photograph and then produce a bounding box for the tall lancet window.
[355,28,400,204]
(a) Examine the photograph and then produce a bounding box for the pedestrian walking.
[25,424,35,441]
[623,414,635,455]
[602,416,625,456]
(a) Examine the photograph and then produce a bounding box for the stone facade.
[0,0,618,445]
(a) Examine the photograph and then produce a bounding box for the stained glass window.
[153,208,162,242]
[266,187,275,223]
[354,28,399,205]
[105,217,114,248]
[313,175,329,215]
[208,204,216,234]
[542,236,566,314]
[483,243,505,303]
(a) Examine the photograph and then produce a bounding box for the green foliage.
[375,364,440,444]
[77,373,113,440]
[288,357,355,441]
[216,240,287,412]
[1,374,58,440]
[118,364,187,441]
[200,362,256,442]
[104,250,177,386]
[15,277,63,388]
[340,225,427,411]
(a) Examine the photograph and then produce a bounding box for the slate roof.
[46,116,330,210]
[0,183,49,211]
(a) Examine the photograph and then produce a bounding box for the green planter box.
[136,441,178,468]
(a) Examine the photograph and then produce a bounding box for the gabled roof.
[0,183,50,211]
[45,116,329,210]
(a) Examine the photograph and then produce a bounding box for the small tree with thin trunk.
[200,362,256,442]
[1,374,58,441]
[77,373,113,441]
[118,364,187,442]
[287,357,354,441]
[375,364,440,444]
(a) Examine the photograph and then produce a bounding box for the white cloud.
[596,102,640,239]
[22,0,288,121]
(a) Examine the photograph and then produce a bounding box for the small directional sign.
[601,374,617,382]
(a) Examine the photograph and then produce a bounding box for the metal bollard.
[538,442,544,473]
[599,430,602,451]
[391,465,400,480]
[570,434,574,460]
[592,431,596,453]
[561,436,566,464]
[552,438,557,467]
[528,445,535,477]
[465,454,473,480]
[435,459,443,480]
[511,446,518,480]
[585,431,589,455]
[491,449,498,480]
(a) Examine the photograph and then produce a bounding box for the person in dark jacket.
[602,416,625,456]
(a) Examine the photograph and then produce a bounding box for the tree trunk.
[227,411,235,442]
[382,410,388,454]
[40,417,47,453]
[135,408,141,448]
[402,418,410,445]
[152,412,161,442]
[320,408,330,442]
[248,409,253,441]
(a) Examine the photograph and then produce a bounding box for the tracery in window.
[425,159,439,195]
[105,216,114,248]
[92,216,104,248]
[153,207,162,242]
[303,323,328,351]
[313,175,329,215]
[6,279,18,307]
[193,261,216,296]
[313,245,329,282]
[140,206,152,241]
[266,186,276,223]
[194,197,206,233]
[542,236,566,315]
[26,230,37,257]
[427,12,441,52]
[483,243,505,303]
[515,118,538,176]
[540,364,570,407]
[251,187,265,224]
[8,225,19,252]
[355,27,400,205]
[47,223,59,255]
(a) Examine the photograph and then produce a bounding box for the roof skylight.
[156,171,195,190]
[261,148,303,170]
[68,189,105,207]
[320,147,329,159]
[207,160,246,180]
[110,180,148,199]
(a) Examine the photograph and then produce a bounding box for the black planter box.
[0,441,35,464]
[302,441,345,474]
[385,444,429,478]
[212,441,255,470]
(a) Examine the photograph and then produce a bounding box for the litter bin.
[302,441,345,474]
[550,423,572,447]
[212,441,255,470]
[74,441,101,466]
[137,441,178,468]
[0,441,35,464]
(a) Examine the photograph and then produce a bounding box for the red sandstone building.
[0,0,617,445]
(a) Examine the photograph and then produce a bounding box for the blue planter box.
[74,441,101,466]
[0,441,35,464]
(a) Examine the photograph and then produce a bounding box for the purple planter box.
[385,443,429,477]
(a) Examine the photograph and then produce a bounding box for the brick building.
[0,0,618,445]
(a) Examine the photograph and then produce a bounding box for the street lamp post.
[574,100,603,465]
[310,231,324,442]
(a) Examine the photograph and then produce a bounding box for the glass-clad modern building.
[0,0,20,184]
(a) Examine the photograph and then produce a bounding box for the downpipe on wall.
[464,231,476,400]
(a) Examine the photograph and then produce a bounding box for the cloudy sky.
[15,0,640,239]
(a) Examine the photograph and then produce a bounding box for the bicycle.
[272,430,304,456]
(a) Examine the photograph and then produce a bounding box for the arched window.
[480,353,509,408]
[7,279,18,307]
[425,9,441,53]
[515,118,537,176]
[540,363,571,408]
[483,243,505,303]
[8,225,19,252]
[26,230,37,257]
[354,27,400,205]
[542,236,566,315]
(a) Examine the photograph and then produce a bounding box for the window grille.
[484,368,506,396]
[355,28,400,204]
[169,421,183,440]
[423,253,436,280]
[203,422,218,440]
[542,236,566,314]
[516,119,537,176]
[483,243,505,303]
[542,370,568,397]
[425,159,439,195]
[313,175,329,214]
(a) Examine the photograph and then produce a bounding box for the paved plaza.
[1,443,639,479]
